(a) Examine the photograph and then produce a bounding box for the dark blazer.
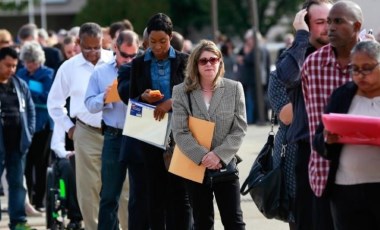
[43,46,64,74]
[0,76,35,155]
[171,79,247,166]
[129,50,188,101]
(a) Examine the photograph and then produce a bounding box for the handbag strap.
[187,93,193,116]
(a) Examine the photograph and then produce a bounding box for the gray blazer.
[171,78,247,166]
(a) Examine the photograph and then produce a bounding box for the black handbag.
[240,113,290,222]
[205,155,241,185]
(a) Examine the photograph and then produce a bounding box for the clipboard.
[105,79,121,103]
[322,113,380,146]
[123,99,171,149]
[169,116,215,183]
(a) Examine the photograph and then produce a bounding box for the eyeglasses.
[198,57,220,66]
[349,62,380,76]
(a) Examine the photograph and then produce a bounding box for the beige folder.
[105,79,121,103]
[169,116,215,183]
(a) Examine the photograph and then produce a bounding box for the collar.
[144,46,176,62]
[321,44,337,67]
[75,49,111,66]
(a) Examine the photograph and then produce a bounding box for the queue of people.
[1,0,380,229]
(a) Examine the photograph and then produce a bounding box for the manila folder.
[169,116,215,183]
[105,79,121,103]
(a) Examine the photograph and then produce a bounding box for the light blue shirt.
[144,46,176,103]
[84,57,127,129]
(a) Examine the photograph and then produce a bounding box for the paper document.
[105,79,121,103]
[169,116,215,183]
[28,80,43,93]
[322,113,380,146]
[123,99,171,149]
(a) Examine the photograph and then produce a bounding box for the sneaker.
[66,221,82,230]
[14,223,37,230]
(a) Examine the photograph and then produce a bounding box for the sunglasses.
[119,51,137,59]
[198,57,220,66]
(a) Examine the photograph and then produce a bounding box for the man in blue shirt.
[85,30,141,230]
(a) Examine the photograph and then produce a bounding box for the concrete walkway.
[0,124,289,230]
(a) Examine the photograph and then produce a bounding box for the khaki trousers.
[74,122,129,230]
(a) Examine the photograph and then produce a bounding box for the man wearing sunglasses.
[85,30,140,230]
[47,22,113,230]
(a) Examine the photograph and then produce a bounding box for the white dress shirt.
[51,122,70,158]
[47,50,113,131]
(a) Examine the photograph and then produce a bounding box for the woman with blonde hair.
[172,39,247,229]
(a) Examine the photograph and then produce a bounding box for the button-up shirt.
[301,44,352,196]
[47,50,113,131]
[84,57,127,129]
[144,46,176,103]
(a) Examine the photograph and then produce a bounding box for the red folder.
[322,113,380,146]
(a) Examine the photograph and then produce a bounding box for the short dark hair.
[146,13,173,36]
[17,23,38,41]
[170,31,184,51]
[302,0,333,27]
[0,47,18,61]
[109,19,134,39]
[79,22,102,40]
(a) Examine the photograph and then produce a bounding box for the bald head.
[332,1,363,24]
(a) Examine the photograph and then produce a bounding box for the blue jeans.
[98,131,127,230]
[0,149,27,229]
[120,136,150,229]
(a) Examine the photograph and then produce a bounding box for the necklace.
[201,88,214,92]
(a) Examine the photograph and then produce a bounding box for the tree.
[75,0,304,38]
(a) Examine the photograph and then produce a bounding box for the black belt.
[76,118,102,133]
[103,124,123,136]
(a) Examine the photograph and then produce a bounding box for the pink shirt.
[301,44,352,196]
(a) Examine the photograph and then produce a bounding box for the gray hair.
[19,41,46,64]
[116,30,139,48]
[351,41,380,62]
[18,23,38,42]
[79,22,102,40]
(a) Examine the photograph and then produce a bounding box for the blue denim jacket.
[275,30,316,143]
[0,76,36,155]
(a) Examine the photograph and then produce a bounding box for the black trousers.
[187,178,245,230]
[25,128,52,208]
[140,142,192,230]
[294,141,334,230]
[330,183,380,230]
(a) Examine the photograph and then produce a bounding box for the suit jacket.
[171,78,247,166]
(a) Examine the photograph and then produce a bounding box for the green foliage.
[0,2,28,11]
[74,0,170,34]
[74,0,304,38]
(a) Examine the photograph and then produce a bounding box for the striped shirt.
[301,44,352,196]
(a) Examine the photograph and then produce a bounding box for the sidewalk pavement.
[0,124,289,230]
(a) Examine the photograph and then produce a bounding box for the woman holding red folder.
[172,40,247,230]
[314,40,380,230]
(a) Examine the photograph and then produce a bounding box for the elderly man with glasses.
[47,22,113,230]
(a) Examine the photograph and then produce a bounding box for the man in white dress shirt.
[47,22,113,230]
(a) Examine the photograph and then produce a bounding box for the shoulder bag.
[240,112,290,222]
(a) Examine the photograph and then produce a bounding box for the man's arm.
[117,63,131,105]
[47,65,74,132]
[276,9,311,88]
[84,70,106,114]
